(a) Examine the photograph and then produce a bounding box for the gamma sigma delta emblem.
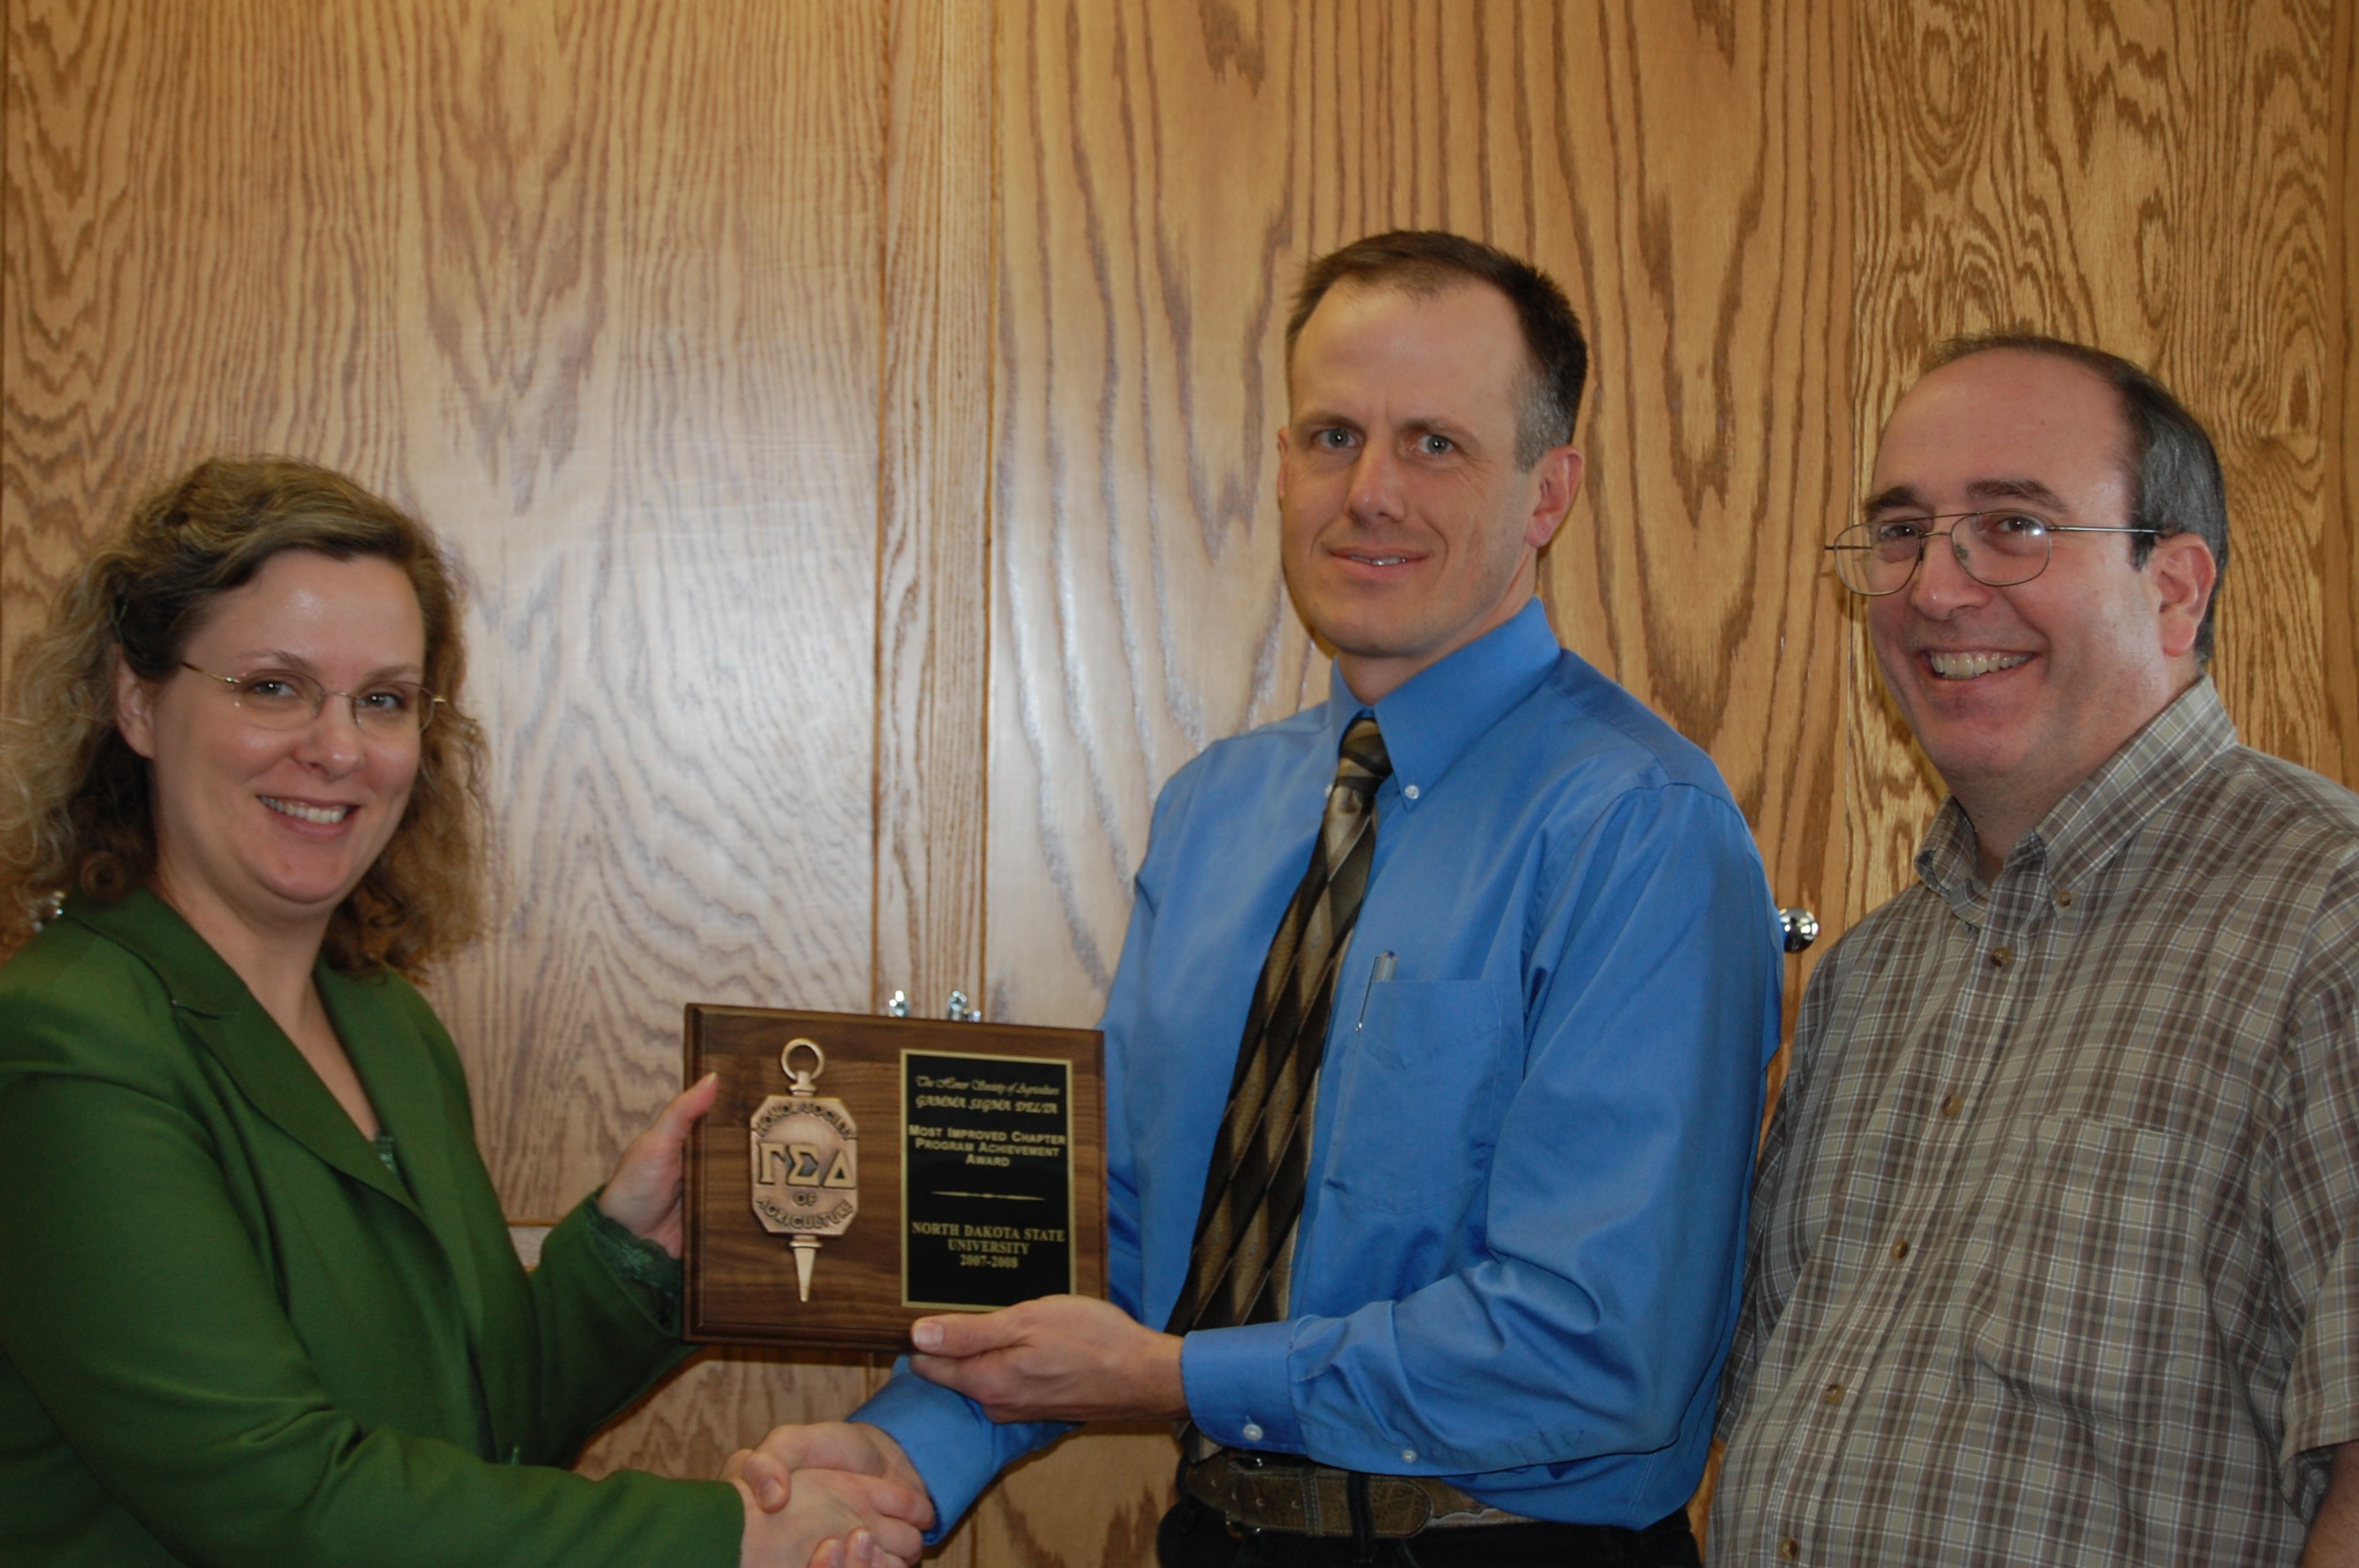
[748,1038,859,1301]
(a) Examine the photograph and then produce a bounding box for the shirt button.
[1989,945,2013,967]
[1402,784,1421,801]
[1241,1422,1264,1443]
[1401,1449,1417,1464]
[1778,1538,1801,1560]
[1821,1381,1844,1405]
[1890,1237,1910,1261]
[2054,887,2075,907]
[1940,1093,1963,1117]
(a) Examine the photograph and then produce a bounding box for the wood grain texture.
[2,0,886,1210]
[4,0,889,1490]
[957,1421,1171,1567]
[1521,0,1856,978]
[413,0,889,1217]
[1848,0,2347,911]
[875,0,995,1021]
[2328,0,2357,788]
[987,0,1318,1033]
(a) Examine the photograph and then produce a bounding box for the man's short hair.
[1929,333,2230,661]
[1286,230,1587,470]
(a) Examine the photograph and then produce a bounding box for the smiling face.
[1865,349,2215,863]
[1278,280,1582,702]
[116,550,427,952]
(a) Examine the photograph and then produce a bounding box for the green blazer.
[0,890,740,1566]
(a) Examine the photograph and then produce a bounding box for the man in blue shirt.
[747,232,1779,1567]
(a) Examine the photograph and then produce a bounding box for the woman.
[0,459,921,1566]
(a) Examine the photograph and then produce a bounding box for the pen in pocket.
[1354,950,1398,1031]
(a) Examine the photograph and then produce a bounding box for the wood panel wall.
[4,2,2353,1565]
[2339,0,2359,789]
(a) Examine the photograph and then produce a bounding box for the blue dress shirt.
[858,599,1780,1534]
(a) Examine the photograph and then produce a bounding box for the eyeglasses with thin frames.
[180,663,443,736]
[1825,509,2159,597]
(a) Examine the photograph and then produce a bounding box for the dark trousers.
[1155,1492,1702,1568]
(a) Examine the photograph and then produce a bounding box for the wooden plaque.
[684,1005,1107,1351]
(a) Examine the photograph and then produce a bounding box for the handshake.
[723,1420,930,1568]
[718,1295,1190,1568]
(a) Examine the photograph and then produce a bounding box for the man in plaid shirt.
[1710,336,2359,1566]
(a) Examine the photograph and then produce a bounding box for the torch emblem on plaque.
[749,1038,859,1301]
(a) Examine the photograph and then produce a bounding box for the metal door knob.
[1779,908,1820,953]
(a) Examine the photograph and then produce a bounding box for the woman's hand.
[725,1439,930,1568]
[729,1469,925,1568]
[729,1422,932,1530]
[597,1073,718,1257]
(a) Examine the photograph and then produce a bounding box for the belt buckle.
[1187,1451,1448,1540]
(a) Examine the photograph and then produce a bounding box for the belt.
[1183,1450,1532,1538]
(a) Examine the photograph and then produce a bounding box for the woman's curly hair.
[0,457,489,977]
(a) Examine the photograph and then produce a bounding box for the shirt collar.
[1324,598,1560,807]
[1916,674,2237,906]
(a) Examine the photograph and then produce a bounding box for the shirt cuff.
[854,1362,1070,1544]
[580,1189,684,1335]
[1180,1322,1303,1451]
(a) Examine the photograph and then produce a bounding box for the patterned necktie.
[1167,715,1392,1334]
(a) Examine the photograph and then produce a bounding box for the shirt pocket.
[1953,1112,2195,1427]
[1322,978,1518,1218]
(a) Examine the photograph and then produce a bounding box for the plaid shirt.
[1711,678,2359,1566]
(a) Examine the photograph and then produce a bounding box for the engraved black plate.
[901,1049,1077,1309]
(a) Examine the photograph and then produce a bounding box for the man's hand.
[2301,1443,2358,1566]
[726,1464,925,1568]
[729,1421,936,1534]
[905,1294,1188,1424]
[598,1072,718,1256]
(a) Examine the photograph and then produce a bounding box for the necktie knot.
[1322,716,1390,846]
[1336,714,1392,792]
